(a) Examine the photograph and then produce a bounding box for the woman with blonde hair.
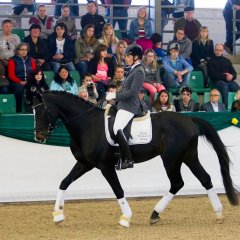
[128,7,153,41]
[142,48,165,102]
[112,40,127,68]
[98,23,119,56]
[191,26,214,87]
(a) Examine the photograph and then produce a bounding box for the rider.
[106,44,145,170]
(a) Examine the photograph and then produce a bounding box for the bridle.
[33,97,106,134]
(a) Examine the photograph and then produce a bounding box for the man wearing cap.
[162,43,193,89]
[223,0,240,54]
[174,5,201,41]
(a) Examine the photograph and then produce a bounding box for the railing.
[232,6,240,55]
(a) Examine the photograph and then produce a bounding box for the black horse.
[33,91,238,227]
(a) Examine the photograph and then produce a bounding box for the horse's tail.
[191,117,239,206]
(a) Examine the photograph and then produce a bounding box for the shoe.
[115,158,134,170]
[223,44,233,55]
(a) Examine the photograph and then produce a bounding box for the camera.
[88,82,94,87]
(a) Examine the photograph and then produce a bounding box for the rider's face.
[125,54,134,65]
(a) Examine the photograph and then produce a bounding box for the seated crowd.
[0,2,240,113]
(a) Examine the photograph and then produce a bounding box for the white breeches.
[113,109,134,135]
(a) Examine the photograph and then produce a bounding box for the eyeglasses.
[210,94,219,97]
[176,32,185,35]
[19,48,28,51]
[146,55,155,57]
[182,93,190,96]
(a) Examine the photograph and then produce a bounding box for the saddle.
[104,105,152,146]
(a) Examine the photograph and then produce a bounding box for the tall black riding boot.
[115,130,134,170]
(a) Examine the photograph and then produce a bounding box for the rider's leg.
[113,109,134,169]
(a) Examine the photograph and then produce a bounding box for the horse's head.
[33,97,59,143]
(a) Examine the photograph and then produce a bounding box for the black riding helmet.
[125,44,143,60]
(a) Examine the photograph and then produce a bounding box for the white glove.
[106,92,116,101]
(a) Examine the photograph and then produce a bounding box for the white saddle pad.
[104,111,152,146]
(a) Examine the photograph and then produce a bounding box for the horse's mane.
[42,90,103,113]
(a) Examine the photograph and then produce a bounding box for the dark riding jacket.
[116,63,145,115]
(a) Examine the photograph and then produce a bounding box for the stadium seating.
[227,92,237,111]
[0,94,16,114]
[12,29,25,41]
[189,71,211,93]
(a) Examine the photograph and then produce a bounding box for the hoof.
[150,210,160,225]
[216,212,224,224]
[53,210,65,223]
[118,215,130,228]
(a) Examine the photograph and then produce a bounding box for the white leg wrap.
[207,188,223,213]
[54,189,66,211]
[118,197,132,218]
[154,192,174,214]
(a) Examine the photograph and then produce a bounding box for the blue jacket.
[163,55,193,74]
[47,33,75,63]
[128,18,153,41]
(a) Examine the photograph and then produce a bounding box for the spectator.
[78,86,90,101]
[191,26,214,87]
[8,42,36,112]
[231,90,240,111]
[50,65,78,95]
[98,23,119,57]
[223,0,240,54]
[163,43,193,89]
[11,0,36,27]
[152,89,176,112]
[174,6,201,41]
[56,5,77,40]
[112,65,125,92]
[29,4,54,40]
[172,0,195,19]
[0,67,9,94]
[47,22,75,73]
[88,44,114,97]
[207,43,239,105]
[112,40,127,68]
[168,27,192,62]
[80,73,98,104]
[23,24,51,70]
[142,49,165,103]
[52,0,79,17]
[174,86,199,112]
[201,89,226,112]
[101,0,132,38]
[81,1,106,39]
[160,0,174,36]
[24,67,49,112]
[128,7,153,42]
[75,24,98,79]
[0,19,21,80]
[150,33,167,65]
[102,83,117,108]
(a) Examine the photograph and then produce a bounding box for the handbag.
[0,77,9,87]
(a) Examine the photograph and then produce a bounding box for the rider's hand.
[106,92,116,101]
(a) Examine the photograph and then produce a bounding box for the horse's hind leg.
[100,165,132,228]
[185,156,223,223]
[53,161,93,223]
[151,156,184,225]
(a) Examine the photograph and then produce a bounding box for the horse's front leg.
[101,165,132,228]
[53,161,93,223]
